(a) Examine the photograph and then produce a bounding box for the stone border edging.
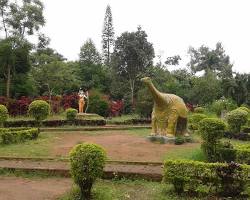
[0,156,163,166]
[40,125,151,132]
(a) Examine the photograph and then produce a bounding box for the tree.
[102,4,114,65]
[0,37,31,98]
[165,55,181,66]
[188,42,232,76]
[112,26,155,108]
[0,0,45,98]
[78,39,110,92]
[79,39,101,65]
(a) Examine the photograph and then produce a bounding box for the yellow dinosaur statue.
[141,77,188,137]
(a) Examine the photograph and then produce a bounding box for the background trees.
[112,26,155,109]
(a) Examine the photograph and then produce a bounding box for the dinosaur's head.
[141,77,151,84]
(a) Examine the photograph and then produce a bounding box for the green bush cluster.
[88,92,109,117]
[198,118,226,162]
[226,108,248,133]
[70,143,107,200]
[0,104,8,127]
[238,106,250,113]
[163,160,249,197]
[210,98,237,117]
[193,107,205,113]
[66,108,78,121]
[0,128,39,144]
[188,113,207,130]
[235,144,250,165]
[28,100,50,126]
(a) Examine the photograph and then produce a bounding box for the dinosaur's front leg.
[166,111,178,137]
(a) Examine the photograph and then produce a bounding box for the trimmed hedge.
[4,119,106,127]
[28,100,50,122]
[0,127,39,144]
[163,160,250,197]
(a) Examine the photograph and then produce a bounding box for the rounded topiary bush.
[194,107,205,113]
[199,118,226,162]
[70,143,107,200]
[0,104,8,127]
[66,108,78,121]
[226,109,248,133]
[188,113,207,130]
[28,100,50,125]
[199,118,226,142]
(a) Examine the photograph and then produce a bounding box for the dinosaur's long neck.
[145,81,167,106]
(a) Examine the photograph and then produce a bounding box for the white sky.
[41,0,250,73]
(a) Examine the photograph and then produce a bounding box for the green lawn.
[60,179,205,200]
[0,132,55,157]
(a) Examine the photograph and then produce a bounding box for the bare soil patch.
[51,131,199,162]
[0,176,71,200]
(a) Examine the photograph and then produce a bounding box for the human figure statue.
[78,88,88,113]
[141,77,188,137]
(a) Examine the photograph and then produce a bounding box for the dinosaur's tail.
[176,117,187,135]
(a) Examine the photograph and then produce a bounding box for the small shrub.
[226,109,248,133]
[66,108,78,121]
[217,141,236,163]
[28,100,50,127]
[70,143,107,200]
[0,104,8,127]
[188,113,207,130]
[199,118,226,162]
[175,137,185,145]
[194,107,205,113]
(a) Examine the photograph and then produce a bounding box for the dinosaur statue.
[141,77,188,137]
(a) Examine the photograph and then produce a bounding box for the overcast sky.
[41,0,250,73]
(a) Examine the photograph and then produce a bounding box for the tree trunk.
[6,64,11,99]
[129,79,135,111]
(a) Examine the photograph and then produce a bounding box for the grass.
[59,179,205,200]
[0,132,55,157]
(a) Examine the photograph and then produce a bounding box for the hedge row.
[0,128,39,144]
[111,118,151,125]
[163,160,250,197]
[4,119,106,127]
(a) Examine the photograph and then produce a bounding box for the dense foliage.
[70,143,107,200]
[0,104,8,127]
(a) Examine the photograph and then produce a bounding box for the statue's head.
[141,77,151,84]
